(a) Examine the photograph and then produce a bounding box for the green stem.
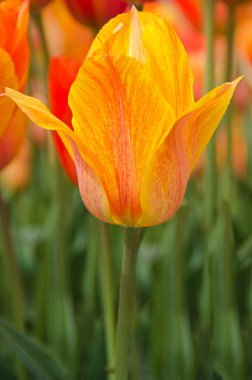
[99,222,116,379]
[225,3,235,201]
[115,228,141,380]
[32,11,49,69]
[0,188,25,331]
[204,0,217,227]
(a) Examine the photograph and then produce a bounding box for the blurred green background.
[1,132,252,379]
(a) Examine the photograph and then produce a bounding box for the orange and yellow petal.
[0,48,18,137]
[69,54,174,226]
[74,147,113,223]
[5,88,75,159]
[183,77,242,169]
[138,12,194,115]
[88,9,194,115]
[140,78,241,227]
[140,126,190,227]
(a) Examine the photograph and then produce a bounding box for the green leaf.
[0,355,17,380]
[0,319,68,380]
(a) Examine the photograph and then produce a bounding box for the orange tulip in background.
[42,0,94,62]
[0,139,31,192]
[64,0,127,28]
[5,8,240,227]
[49,57,79,185]
[0,0,29,170]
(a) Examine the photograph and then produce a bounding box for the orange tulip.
[0,0,29,169]
[0,139,31,192]
[49,57,79,184]
[42,0,94,61]
[5,8,240,227]
[64,0,127,28]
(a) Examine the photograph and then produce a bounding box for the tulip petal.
[69,54,175,226]
[4,88,75,159]
[74,146,113,223]
[0,48,18,137]
[138,12,194,116]
[141,78,241,226]
[183,77,242,169]
[87,11,132,60]
[88,9,194,116]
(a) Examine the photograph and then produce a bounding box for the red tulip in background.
[49,57,80,185]
[64,0,127,28]
[173,0,202,28]
[173,0,229,32]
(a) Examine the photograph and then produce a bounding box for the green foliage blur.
[1,127,252,379]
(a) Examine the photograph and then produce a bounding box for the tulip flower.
[4,8,240,227]
[64,0,127,28]
[49,57,79,184]
[0,0,29,169]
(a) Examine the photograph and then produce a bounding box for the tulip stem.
[204,0,217,226]
[115,228,141,380]
[33,11,49,68]
[225,3,235,201]
[99,222,116,379]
